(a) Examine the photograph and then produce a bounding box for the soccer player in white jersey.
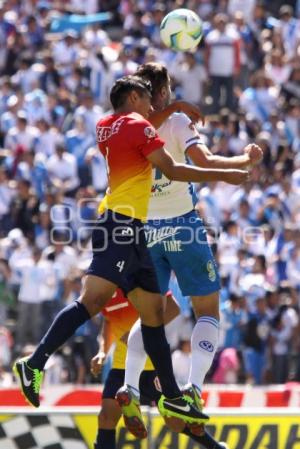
[117,62,263,434]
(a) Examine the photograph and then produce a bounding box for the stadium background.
[0,0,300,447]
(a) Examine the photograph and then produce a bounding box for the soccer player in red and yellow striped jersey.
[14,76,248,432]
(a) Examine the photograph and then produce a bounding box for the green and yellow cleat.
[13,357,43,408]
[115,385,147,439]
[157,393,209,424]
[182,383,206,436]
[182,383,205,411]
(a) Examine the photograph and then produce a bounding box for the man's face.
[132,90,153,118]
[216,19,226,32]
[154,80,172,110]
[162,80,172,107]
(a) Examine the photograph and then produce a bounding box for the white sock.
[188,316,219,391]
[124,318,175,396]
[124,319,146,397]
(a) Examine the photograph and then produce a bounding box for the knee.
[192,292,220,320]
[140,303,164,326]
[80,293,108,317]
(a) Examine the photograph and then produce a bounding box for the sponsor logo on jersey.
[96,118,124,142]
[145,226,180,248]
[199,340,214,352]
[207,260,216,282]
[151,180,172,193]
[144,126,156,139]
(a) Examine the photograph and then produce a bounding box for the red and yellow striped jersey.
[96,112,164,220]
[102,289,154,370]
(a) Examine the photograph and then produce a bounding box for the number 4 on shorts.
[116,260,125,272]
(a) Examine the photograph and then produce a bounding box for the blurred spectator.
[205,14,240,112]
[243,296,271,384]
[220,294,247,349]
[0,259,15,325]
[170,52,207,106]
[239,71,279,122]
[35,119,63,158]
[73,91,104,137]
[65,116,94,186]
[14,247,46,349]
[277,4,300,58]
[46,141,80,196]
[42,231,77,288]
[4,111,40,157]
[264,49,291,86]
[287,230,300,289]
[0,167,14,235]
[85,146,108,193]
[34,203,52,250]
[10,179,39,239]
[212,348,240,383]
[40,55,61,95]
[227,0,256,23]
[87,50,112,108]
[52,30,79,76]
[270,308,293,383]
[232,11,254,90]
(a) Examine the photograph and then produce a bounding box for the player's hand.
[222,169,250,185]
[244,144,263,166]
[176,101,205,126]
[90,351,106,377]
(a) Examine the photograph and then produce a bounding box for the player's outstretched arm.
[90,319,109,378]
[149,101,205,129]
[147,147,249,185]
[187,143,263,169]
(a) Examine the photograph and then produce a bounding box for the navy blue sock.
[141,324,181,398]
[183,426,225,449]
[94,429,116,449]
[28,301,90,370]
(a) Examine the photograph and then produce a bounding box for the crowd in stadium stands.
[1,0,300,388]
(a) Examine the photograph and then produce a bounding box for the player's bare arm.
[90,319,110,377]
[147,146,249,185]
[149,100,205,129]
[187,142,263,169]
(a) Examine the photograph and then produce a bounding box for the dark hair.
[110,75,152,110]
[134,63,169,101]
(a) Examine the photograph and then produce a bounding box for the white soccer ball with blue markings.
[160,8,203,52]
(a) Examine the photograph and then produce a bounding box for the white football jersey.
[147,113,203,220]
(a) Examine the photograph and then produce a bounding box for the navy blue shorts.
[102,368,161,405]
[86,210,160,294]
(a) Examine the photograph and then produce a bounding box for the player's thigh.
[164,294,180,324]
[86,211,140,308]
[128,288,165,326]
[166,218,220,297]
[148,246,172,296]
[191,291,220,320]
[79,274,117,316]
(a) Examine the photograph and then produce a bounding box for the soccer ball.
[160,8,203,52]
